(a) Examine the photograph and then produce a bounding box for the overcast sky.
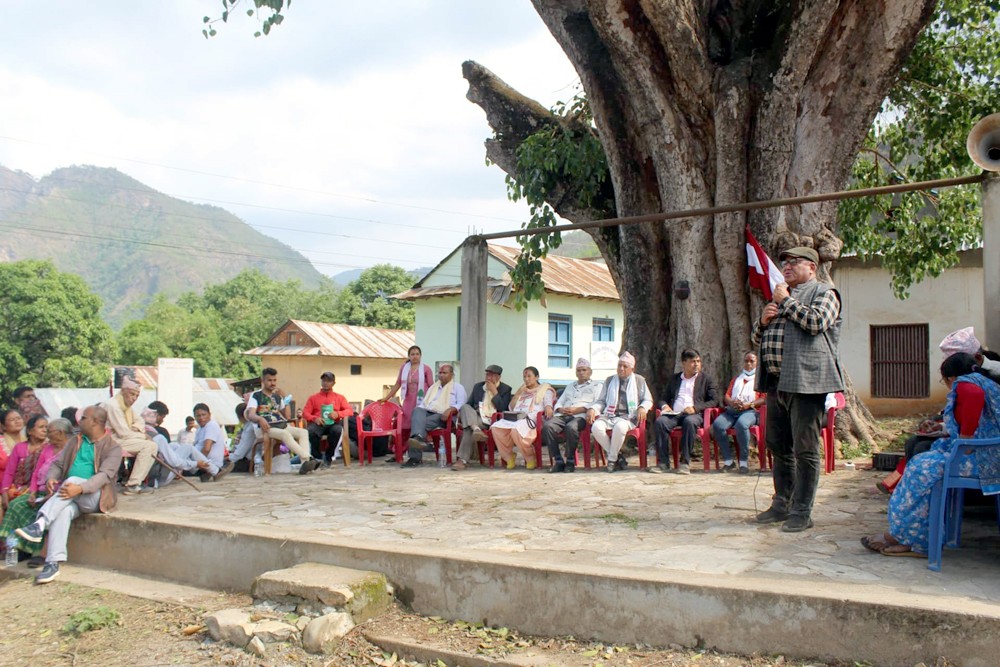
[0,1,579,279]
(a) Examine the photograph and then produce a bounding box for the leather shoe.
[755,507,789,524]
[781,515,814,532]
[549,461,565,473]
[401,458,420,468]
[564,462,575,473]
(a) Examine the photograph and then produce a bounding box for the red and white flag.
[745,225,783,301]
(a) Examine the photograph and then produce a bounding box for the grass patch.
[63,606,121,634]
[597,513,639,529]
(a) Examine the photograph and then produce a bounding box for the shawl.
[731,369,757,404]
[510,383,555,411]
[603,375,639,420]
[422,380,455,414]
[115,392,137,429]
[399,361,431,403]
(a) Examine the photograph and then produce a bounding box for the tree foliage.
[117,269,340,379]
[0,260,116,402]
[499,93,612,309]
[333,264,416,330]
[203,0,288,38]
[837,0,1000,298]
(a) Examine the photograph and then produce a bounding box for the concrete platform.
[60,458,1000,666]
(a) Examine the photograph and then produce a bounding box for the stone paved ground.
[115,456,1000,608]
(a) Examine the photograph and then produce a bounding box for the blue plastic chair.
[927,436,1000,571]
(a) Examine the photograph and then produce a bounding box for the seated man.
[303,371,355,466]
[452,364,512,470]
[403,364,467,467]
[192,403,234,481]
[16,405,122,584]
[542,357,604,473]
[653,348,719,475]
[710,352,763,474]
[142,401,230,484]
[102,377,158,494]
[245,367,321,475]
[588,352,652,473]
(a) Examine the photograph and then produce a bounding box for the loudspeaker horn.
[967,112,1000,172]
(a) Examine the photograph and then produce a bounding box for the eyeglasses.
[780,257,805,268]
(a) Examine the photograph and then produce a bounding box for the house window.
[548,314,572,368]
[593,318,614,342]
[286,331,297,345]
[350,364,362,375]
[871,324,929,398]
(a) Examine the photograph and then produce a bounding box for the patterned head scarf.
[940,327,981,358]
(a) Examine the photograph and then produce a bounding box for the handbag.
[502,411,535,428]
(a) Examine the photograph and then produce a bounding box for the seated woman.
[0,417,73,566]
[0,408,26,486]
[862,353,1000,556]
[1,414,48,520]
[492,367,556,470]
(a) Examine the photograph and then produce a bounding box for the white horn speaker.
[967,112,1000,172]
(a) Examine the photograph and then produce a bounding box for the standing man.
[103,377,158,495]
[653,348,719,475]
[245,367,321,475]
[542,358,603,473]
[16,405,122,584]
[588,352,653,473]
[752,246,844,532]
[302,372,355,466]
[404,364,467,467]
[452,364,512,470]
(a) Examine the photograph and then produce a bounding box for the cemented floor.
[114,455,1000,606]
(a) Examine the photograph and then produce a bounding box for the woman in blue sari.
[862,353,1000,556]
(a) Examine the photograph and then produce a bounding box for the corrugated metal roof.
[244,320,414,359]
[118,366,234,391]
[396,242,619,302]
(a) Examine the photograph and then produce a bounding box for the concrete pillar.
[984,173,1000,351]
[459,237,488,395]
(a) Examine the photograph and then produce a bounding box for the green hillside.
[0,164,324,327]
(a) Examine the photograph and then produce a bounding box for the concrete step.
[0,561,226,608]
[251,561,392,623]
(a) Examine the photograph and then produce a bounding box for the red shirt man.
[303,372,354,464]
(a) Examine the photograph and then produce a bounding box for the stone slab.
[251,561,391,622]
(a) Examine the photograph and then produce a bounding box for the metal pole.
[983,173,1000,350]
[479,173,984,241]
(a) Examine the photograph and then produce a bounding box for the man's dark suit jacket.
[467,381,513,413]
[657,373,720,413]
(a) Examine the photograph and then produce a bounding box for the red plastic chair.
[821,392,846,474]
[710,404,769,471]
[584,414,649,469]
[427,412,461,466]
[654,407,718,471]
[356,402,403,465]
[485,411,546,468]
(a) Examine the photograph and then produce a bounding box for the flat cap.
[779,246,819,264]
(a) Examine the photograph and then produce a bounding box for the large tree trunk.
[465,0,937,450]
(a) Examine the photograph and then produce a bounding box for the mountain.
[550,230,600,259]
[0,164,324,327]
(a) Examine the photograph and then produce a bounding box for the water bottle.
[437,441,447,468]
[4,535,17,567]
[254,453,264,478]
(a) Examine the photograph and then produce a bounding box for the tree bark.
[464,0,937,448]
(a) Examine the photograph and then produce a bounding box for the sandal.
[880,544,924,558]
[860,533,895,552]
